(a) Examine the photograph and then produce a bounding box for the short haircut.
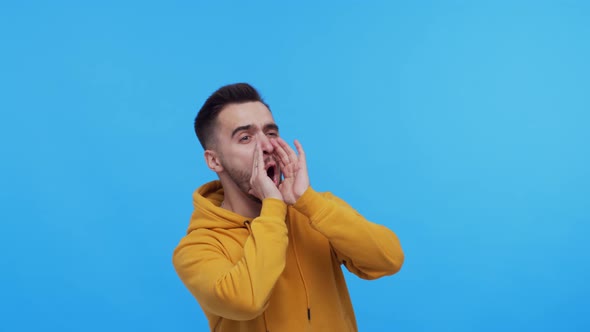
[194,83,270,149]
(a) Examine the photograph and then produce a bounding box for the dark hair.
[194,83,269,149]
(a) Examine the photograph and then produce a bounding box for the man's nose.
[259,134,274,154]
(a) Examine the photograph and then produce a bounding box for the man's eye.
[240,135,251,142]
[267,132,278,137]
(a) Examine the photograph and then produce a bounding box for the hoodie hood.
[187,180,250,233]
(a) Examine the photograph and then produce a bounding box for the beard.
[219,155,279,204]
[223,164,262,203]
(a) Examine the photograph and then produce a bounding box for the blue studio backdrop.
[1,1,589,331]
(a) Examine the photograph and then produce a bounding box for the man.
[173,83,404,331]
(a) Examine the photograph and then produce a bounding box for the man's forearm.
[293,187,404,279]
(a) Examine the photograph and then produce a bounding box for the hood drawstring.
[263,312,270,332]
[288,218,312,324]
[243,220,252,233]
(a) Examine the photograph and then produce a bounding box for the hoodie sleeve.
[292,187,404,280]
[172,198,289,321]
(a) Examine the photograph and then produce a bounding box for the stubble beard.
[223,164,262,204]
[221,155,280,205]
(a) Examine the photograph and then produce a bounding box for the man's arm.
[172,199,289,320]
[293,187,404,280]
[271,137,403,278]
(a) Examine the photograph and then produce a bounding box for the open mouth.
[265,163,279,186]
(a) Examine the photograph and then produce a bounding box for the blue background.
[1,1,589,331]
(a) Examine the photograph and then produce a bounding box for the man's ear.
[204,149,224,172]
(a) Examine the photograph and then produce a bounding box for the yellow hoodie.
[173,181,404,331]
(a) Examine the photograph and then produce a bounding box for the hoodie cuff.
[292,187,328,221]
[260,198,288,219]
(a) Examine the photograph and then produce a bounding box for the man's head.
[194,83,280,199]
[194,83,270,150]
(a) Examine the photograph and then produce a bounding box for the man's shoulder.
[178,225,250,260]
[185,223,249,241]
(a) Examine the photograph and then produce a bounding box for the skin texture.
[203,101,309,217]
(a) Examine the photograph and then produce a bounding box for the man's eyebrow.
[231,123,279,139]
[231,125,252,138]
[264,123,279,132]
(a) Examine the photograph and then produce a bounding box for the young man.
[173,83,404,331]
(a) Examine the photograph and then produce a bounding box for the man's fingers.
[272,139,291,165]
[272,138,306,178]
[257,142,264,170]
[294,139,305,162]
[277,154,288,172]
[251,143,259,173]
[272,139,297,177]
[251,142,265,179]
[276,137,298,162]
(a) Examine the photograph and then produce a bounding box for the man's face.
[211,101,281,195]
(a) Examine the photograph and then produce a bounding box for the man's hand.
[248,142,283,201]
[272,138,309,205]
